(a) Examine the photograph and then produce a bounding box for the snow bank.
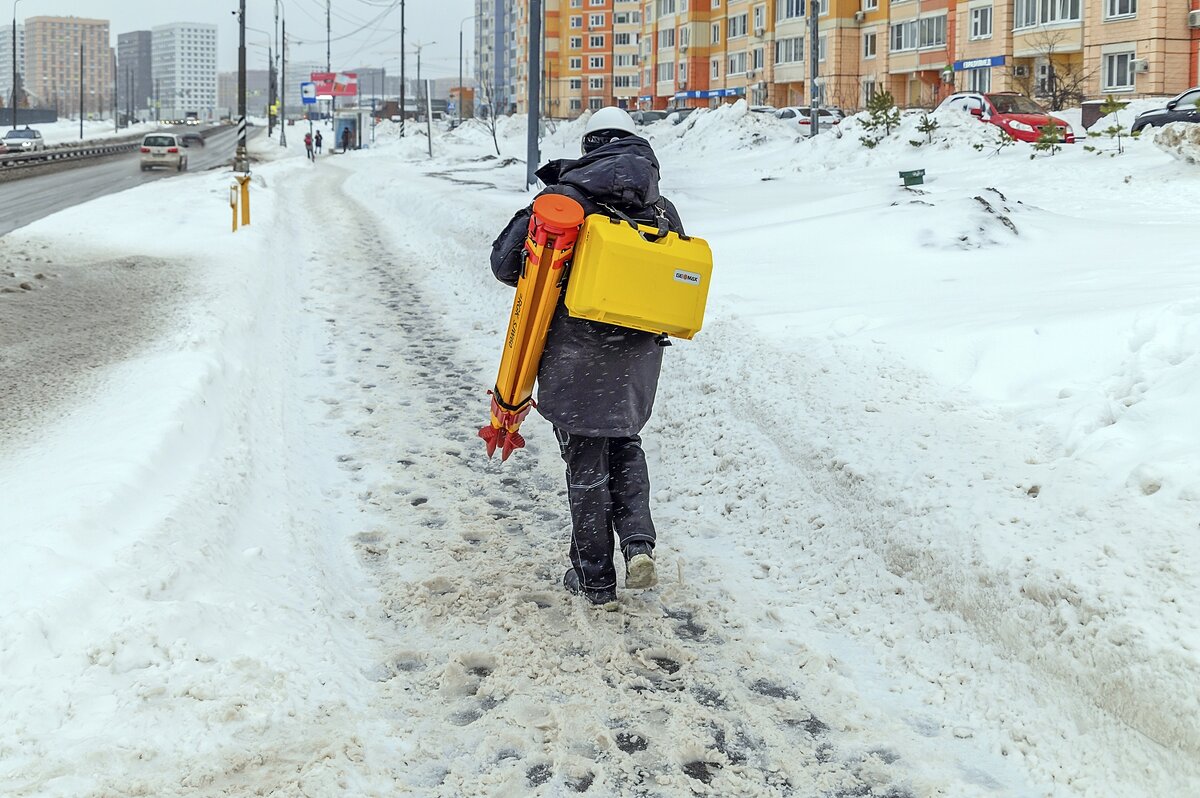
[1154,120,1200,164]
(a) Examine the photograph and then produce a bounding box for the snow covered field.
[1,104,1197,797]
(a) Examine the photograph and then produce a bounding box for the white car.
[3,127,45,152]
[139,133,188,172]
[775,106,842,132]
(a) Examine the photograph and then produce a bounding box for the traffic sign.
[301,82,317,104]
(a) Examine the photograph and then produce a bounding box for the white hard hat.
[584,106,636,137]
[581,106,637,153]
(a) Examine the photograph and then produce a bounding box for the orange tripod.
[479,194,586,461]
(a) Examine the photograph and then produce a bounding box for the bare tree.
[477,69,503,156]
[1008,30,1091,111]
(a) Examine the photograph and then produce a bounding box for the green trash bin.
[900,169,925,187]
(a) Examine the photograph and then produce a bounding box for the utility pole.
[326,1,331,72]
[79,42,83,139]
[399,0,405,136]
[113,52,118,132]
[236,0,249,172]
[808,0,818,138]
[272,0,279,137]
[526,0,541,188]
[12,0,24,130]
[279,17,287,146]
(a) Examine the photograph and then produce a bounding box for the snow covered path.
[2,108,1198,796]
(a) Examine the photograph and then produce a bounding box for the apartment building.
[499,0,1199,119]
[117,30,152,113]
[152,22,218,121]
[1,23,24,108]
[24,16,113,116]
[477,0,520,113]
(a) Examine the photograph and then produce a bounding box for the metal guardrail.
[0,140,140,171]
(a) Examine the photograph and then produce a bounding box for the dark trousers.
[554,428,656,591]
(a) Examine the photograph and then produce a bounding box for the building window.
[890,16,946,52]
[727,51,747,74]
[711,57,720,77]
[864,0,878,8]
[712,0,720,6]
[615,32,631,45]
[679,62,687,81]
[862,78,876,105]
[571,0,582,6]
[570,98,583,110]
[570,36,583,48]
[970,6,992,39]
[570,78,582,89]
[589,97,604,110]
[590,34,606,47]
[615,12,629,23]
[775,35,804,64]
[1103,50,1135,91]
[753,5,765,30]
[658,28,675,48]
[776,0,803,22]
[711,22,721,43]
[818,35,826,61]
[656,61,675,81]
[589,76,605,89]
[589,13,606,26]
[968,67,991,92]
[570,16,583,28]
[1105,0,1136,18]
[1013,0,1080,29]
[590,0,606,5]
[680,25,690,46]
[570,56,583,68]
[728,14,748,39]
[656,0,677,16]
[589,55,606,68]
[863,31,876,58]
[752,48,763,69]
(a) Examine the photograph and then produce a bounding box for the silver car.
[3,127,45,152]
[140,133,188,172]
[776,106,842,132]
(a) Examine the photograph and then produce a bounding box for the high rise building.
[477,0,520,113]
[24,16,113,116]
[152,22,218,121]
[1,23,25,109]
[116,31,153,114]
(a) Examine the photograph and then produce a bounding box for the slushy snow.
[0,101,1197,797]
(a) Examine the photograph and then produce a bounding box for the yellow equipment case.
[565,213,712,340]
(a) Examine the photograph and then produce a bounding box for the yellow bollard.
[230,184,239,233]
[238,175,251,227]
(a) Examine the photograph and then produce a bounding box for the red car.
[937,91,1075,144]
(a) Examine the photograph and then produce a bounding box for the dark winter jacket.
[489,135,685,437]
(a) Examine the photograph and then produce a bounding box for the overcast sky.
[29,1,475,78]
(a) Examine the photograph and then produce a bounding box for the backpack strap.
[599,202,669,241]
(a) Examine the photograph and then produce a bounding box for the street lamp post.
[12,0,26,130]
[458,15,473,125]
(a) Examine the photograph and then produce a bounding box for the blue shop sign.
[953,55,1006,71]
[672,87,746,99]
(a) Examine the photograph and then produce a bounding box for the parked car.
[632,110,667,125]
[1131,87,1200,133]
[775,106,841,131]
[667,107,698,125]
[3,127,45,152]
[749,105,777,114]
[179,131,205,148]
[936,91,1076,143]
[139,133,188,172]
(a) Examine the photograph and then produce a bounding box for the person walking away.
[314,130,323,154]
[340,126,352,153]
[303,131,314,161]
[488,107,685,609]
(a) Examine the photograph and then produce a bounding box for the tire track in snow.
[302,165,923,798]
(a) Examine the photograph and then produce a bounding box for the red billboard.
[310,72,358,97]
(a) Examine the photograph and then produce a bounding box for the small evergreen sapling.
[860,91,901,148]
[1031,120,1062,158]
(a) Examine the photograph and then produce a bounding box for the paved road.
[0,126,249,238]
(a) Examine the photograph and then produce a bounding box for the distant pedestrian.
[340,126,352,153]
[303,131,314,161]
[314,130,323,154]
